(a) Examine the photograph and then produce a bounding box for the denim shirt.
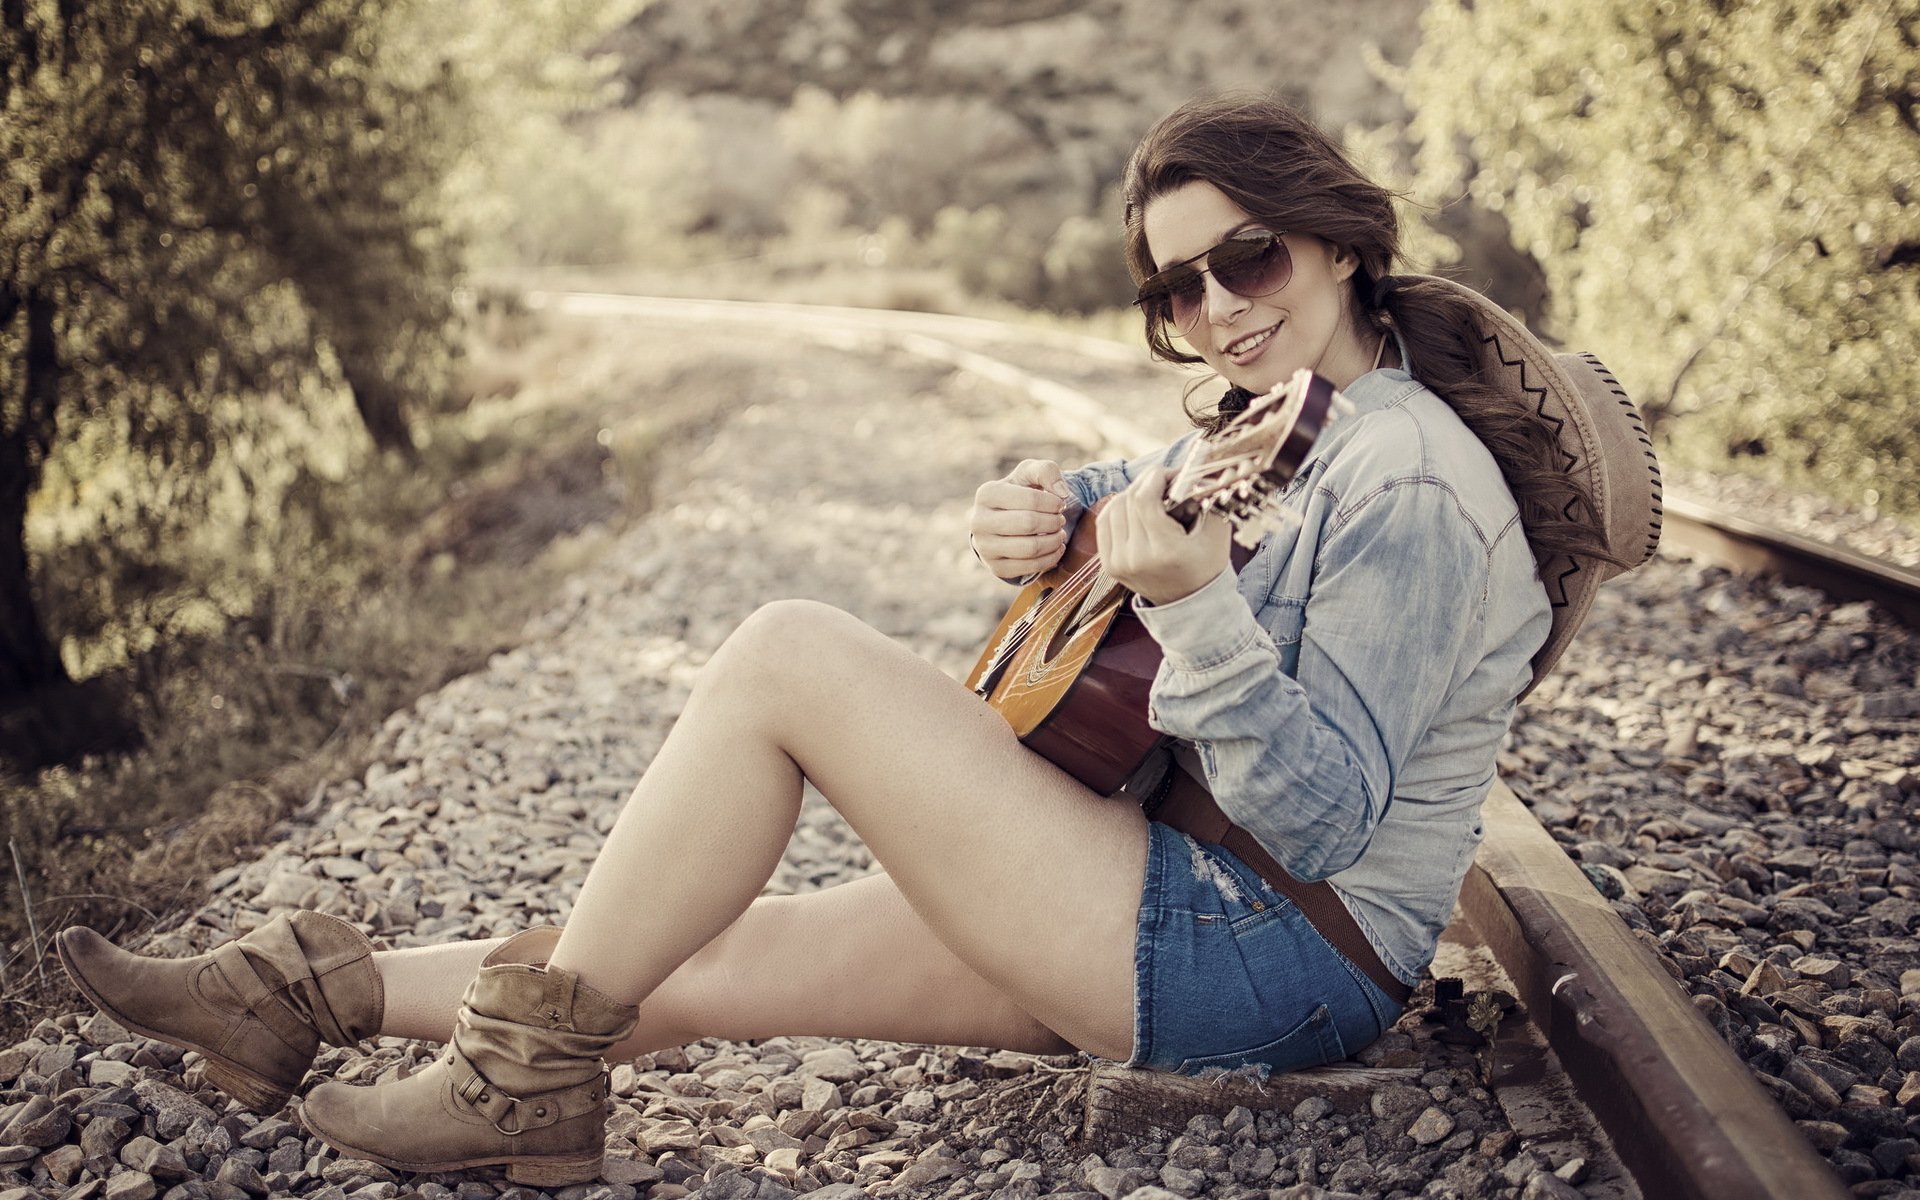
[1058,364,1551,985]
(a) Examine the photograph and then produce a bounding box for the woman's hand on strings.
[1099,466,1232,606]
[970,459,1075,581]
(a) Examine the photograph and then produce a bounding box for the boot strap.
[210,941,323,1054]
[448,1045,609,1136]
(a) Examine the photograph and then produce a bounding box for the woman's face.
[1141,180,1369,394]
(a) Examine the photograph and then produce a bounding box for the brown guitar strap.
[1151,764,1414,1006]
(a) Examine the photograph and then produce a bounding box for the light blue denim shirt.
[1059,363,1551,985]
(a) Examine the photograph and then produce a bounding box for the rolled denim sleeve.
[1058,433,1199,527]
[1134,479,1490,880]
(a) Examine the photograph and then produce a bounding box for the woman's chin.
[1221,364,1292,398]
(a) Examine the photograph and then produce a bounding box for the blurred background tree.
[0,0,636,769]
[1390,0,1919,512]
[8,0,1918,778]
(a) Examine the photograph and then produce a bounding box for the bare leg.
[540,600,1147,1061]
[375,870,1077,1059]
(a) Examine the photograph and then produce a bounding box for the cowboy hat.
[1406,274,1664,695]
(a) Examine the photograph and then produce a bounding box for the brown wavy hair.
[1121,92,1617,570]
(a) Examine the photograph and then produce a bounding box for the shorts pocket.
[1175,1002,1346,1076]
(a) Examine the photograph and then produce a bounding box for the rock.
[797,1048,865,1085]
[104,1173,159,1200]
[881,1154,962,1193]
[1855,689,1920,719]
[44,1142,86,1184]
[132,1079,218,1141]
[640,1119,702,1155]
[1781,1056,1843,1109]
[1368,1083,1428,1126]
[238,1118,300,1151]
[1407,1107,1455,1146]
[1797,1120,1851,1150]
[213,1157,268,1196]
[119,1136,192,1181]
[1791,956,1852,989]
[1522,1173,1585,1200]
[601,1155,664,1187]
[799,1077,843,1113]
[1291,1096,1333,1123]
[1085,1166,1156,1199]
[0,1095,69,1147]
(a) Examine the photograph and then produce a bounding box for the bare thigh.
[702,600,1151,1061]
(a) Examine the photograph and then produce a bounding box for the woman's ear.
[1330,245,1360,283]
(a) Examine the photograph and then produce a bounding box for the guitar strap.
[1150,758,1414,1006]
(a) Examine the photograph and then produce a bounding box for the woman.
[57,93,1646,1186]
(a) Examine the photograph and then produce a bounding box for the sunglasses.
[1133,228,1294,336]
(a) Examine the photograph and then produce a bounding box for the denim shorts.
[1125,820,1406,1077]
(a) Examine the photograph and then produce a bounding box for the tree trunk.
[0,288,138,770]
[340,355,420,460]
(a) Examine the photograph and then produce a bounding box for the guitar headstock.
[1165,368,1352,548]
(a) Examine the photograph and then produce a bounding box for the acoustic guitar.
[965,368,1350,794]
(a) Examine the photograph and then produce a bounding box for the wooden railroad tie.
[1082,1062,1421,1144]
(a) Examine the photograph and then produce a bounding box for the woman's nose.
[1203,273,1249,325]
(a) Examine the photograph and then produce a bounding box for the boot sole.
[55,932,297,1113]
[297,1103,603,1185]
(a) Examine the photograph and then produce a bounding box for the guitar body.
[964,502,1166,795]
[967,368,1345,797]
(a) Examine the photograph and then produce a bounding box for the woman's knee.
[701,600,870,699]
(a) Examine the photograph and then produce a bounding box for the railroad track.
[537,289,1920,1200]
[1661,494,1920,630]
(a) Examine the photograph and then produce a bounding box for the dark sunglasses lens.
[1211,233,1291,298]
[1164,273,1205,331]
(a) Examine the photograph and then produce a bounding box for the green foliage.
[0,0,642,761]
[1394,0,1920,512]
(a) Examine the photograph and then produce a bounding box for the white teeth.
[1228,325,1278,355]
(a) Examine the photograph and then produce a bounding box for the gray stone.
[0,1096,68,1147]
[103,1174,159,1200]
[1522,1172,1586,1200]
[131,1080,217,1141]
[1085,1166,1155,1200]
[119,1136,192,1181]
[1407,1106,1455,1146]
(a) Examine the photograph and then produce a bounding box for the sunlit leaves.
[1398,0,1920,511]
[2,0,647,693]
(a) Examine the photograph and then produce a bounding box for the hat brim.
[1407,275,1662,695]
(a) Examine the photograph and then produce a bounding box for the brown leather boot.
[299,929,637,1187]
[55,911,383,1112]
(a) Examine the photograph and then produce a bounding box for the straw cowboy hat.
[1406,274,1664,695]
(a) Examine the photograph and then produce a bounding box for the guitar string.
[984,559,1103,676]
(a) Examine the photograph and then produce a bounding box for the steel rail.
[1465,783,1847,1200]
[1662,493,1920,628]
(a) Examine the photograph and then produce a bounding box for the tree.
[1392,0,1920,512]
[0,0,638,768]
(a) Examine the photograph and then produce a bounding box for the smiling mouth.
[1225,322,1281,358]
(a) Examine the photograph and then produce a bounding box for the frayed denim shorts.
[1125,820,1406,1078]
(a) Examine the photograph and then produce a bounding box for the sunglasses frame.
[1133,228,1294,336]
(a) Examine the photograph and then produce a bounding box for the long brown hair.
[1121,92,1614,570]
